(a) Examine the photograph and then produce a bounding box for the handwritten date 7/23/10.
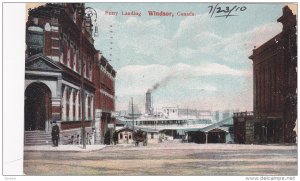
[208,3,247,18]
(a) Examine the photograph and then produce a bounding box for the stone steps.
[24,131,52,146]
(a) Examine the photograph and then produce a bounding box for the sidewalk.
[24,144,106,152]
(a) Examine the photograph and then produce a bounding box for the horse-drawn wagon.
[133,129,147,146]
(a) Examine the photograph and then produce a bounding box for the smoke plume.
[148,75,173,92]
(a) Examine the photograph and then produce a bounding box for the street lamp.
[85,7,99,37]
[79,6,99,149]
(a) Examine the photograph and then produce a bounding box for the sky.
[87,2,291,112]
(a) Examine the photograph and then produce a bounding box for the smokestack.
[152,95,154,115]
[145,90,152,115]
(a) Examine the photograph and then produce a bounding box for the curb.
[24,145,107,152]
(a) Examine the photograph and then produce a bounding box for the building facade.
[233,112,254,144]
[234,6,297,144]
[24,3,116,145]
[93,55,116,144]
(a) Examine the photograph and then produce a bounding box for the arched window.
[26,26,44,57]
[67,46,71,67]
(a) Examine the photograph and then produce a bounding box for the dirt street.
[23,142,297,176]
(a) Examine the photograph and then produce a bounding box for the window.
[89,63,92,80]
[87,96,91,119]
[83,62,86,78]
[33,18,38,25]
[73,48,77,71]
[151,133,154,139]
[27,26,44,56]
[73,12,77,23]
[67,46,71,67]
[70,46,74,69]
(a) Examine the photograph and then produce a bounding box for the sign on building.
[108,123,114,128]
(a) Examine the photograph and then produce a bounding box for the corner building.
[24,3,116,145]
[234,6,297,144]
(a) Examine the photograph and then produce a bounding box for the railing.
[233,111,254,117]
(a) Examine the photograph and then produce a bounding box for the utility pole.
[79,6,99,149]
[187,106,189,127]
[80,33,86,149]
[131,97,134,131]
[79,6,86,149]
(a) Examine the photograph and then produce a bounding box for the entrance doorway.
[25,82,51,131]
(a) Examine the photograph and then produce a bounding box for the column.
[62,86,67,121]
[78,91,81,120]
[66,87,70,121]
[91,96,94,120]
[85,94,88,120]
[205,132,208,144]
[50,97,62,132]
[94,109,102,144]
[75,91,79,121]
[69,89,73,121]
[225,132,229,144]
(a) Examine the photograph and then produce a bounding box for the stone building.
[24,3,116,145]
[234,6,297,144]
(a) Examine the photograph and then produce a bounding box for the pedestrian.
[113,131,118,145]
[51,120,60,147]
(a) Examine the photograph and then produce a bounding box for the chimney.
[145,90,152,115]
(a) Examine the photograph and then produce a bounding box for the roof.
[116,127,133,133]
[249,33,282,60]
[115,119,125,125]
[201,127,228,133]
[25,53,63,72]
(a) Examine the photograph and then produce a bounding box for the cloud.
[94,13,176,67]
[176,18,282,63]
[174,14,210,39]
[92,6,282,112]
[173,63,251,76]
[190,85,217,91]
[116,63,250,96]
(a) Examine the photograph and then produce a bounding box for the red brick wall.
[94,57,116,112]
[27,4,117,134]
[252,40,285,116]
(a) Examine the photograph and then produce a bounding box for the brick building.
[93,55,116,144]
[24,3,116,145]
[234,6,297,144]
[233,111,254,144]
